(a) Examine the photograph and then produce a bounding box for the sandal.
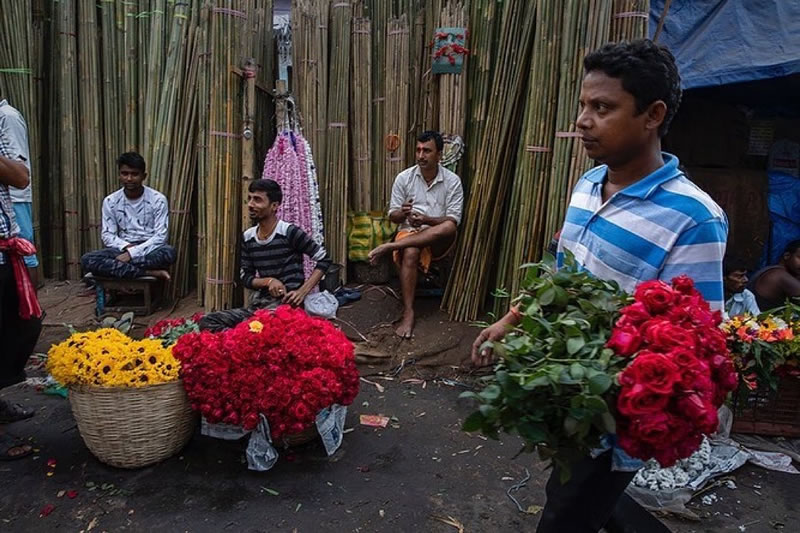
[0,433,33,461]
[0,400,35,424]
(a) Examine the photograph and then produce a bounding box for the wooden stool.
[85,273,161,316]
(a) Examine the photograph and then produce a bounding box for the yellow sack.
[347,211,397,262]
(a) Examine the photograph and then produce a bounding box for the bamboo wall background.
[1,0,648,317]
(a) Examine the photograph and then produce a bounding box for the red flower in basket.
[608,276,738,467]
[173,306,359,438]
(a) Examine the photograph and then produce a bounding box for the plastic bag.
[305,290,339,319]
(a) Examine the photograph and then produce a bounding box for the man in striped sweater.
[473,40,725,532]
[199,179,331,332]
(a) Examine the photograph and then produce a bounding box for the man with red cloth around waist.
[0,147,43,461]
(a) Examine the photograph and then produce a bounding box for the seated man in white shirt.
[724,254,760,318]
[80,152,175,280]
[368,131,464,338]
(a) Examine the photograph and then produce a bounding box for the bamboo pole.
[443,0,537,321]
[382,15,410,207]
[323,0,352,273]
[351,17,372,211]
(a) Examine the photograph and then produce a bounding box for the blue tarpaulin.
[649,0,800,89]
[763,171,800,267]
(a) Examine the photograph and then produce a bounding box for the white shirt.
[0,99,32,203]
[724,289,760,319]
[101,186,169,261]
[389,164,464,230]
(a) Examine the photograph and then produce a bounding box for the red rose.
[640,319,698,352]
[667,348,706,388]
[676,394,718,434]
[634,280,678,314]
[670,275,696,295]
[617,383,669,416]
[606,325,642,356]
[622,351,680,394]
[617,301,652,327]
[631,412,672,445]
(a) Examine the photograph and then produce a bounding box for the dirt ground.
[1,281,798,532]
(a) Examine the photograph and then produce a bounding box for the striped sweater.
[557,152,728,310]
[240,220,331,292]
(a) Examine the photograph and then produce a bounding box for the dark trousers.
[198,292,281,332]
[536,452,671,533]
[0,264,42,390]
[81,245,176,279]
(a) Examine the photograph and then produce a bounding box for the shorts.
[12,202,39,268]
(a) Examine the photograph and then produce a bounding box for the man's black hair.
[723,253,750,276]
[249,178,283,203]
[117,152,146,173]
[417,130,444,152]
[784,240,800,256]
[583,39,682,137]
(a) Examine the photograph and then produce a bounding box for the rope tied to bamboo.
[0,68,32,75]
[206,278,234,285]
[613,11,649,19]
[526,146,552,153]
[212,7,247,19]
[209,130,243,139]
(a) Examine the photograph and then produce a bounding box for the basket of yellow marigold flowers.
[46,328,196,468]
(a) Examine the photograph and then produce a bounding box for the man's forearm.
[424,215,457,226]
[299,269,325,294]
[0,156,29,189]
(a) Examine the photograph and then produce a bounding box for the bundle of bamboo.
[612,0,650,41]
[382,15,410,207]
[0,0,41,249]
[351,17,372,212]
[323,0,352,272]
[494,0,563,314]
[437,1,469,141]
[544,0,613,248]
[443,0,537,322]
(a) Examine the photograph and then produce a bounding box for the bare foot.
[146,269,171,281]
[368,243,395,265]
[395,311,415,339]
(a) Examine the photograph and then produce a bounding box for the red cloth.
[0,237,42,319]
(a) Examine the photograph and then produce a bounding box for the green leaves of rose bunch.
[462,252,630,468]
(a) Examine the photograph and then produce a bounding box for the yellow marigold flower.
[249,320,264,333]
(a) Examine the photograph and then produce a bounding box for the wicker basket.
[731,376,800,438]
[278,425,318,448]
[69,380,196,468]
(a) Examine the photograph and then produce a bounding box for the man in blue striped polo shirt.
[473,40,726,532]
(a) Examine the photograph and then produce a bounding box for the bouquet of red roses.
[144,313,204,347]
[172,306,359,437]
[609,277,739,467]
[464,255,739,475]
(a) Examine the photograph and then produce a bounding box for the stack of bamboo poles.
[323,0,352,272]
[201,1,249,311]
[443,0,537,322]
[77,0,104,252]
[494,0,563,314]
[351,16,372,212]
[382,15,410,207]
[54,0,83,280]
[612,0,650,41]
[291,0,329,169]
[366,0,387,211]
[420,0,443,132]
[437,1,469,140]
[0,0,41,249]
[544,0,613,246]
